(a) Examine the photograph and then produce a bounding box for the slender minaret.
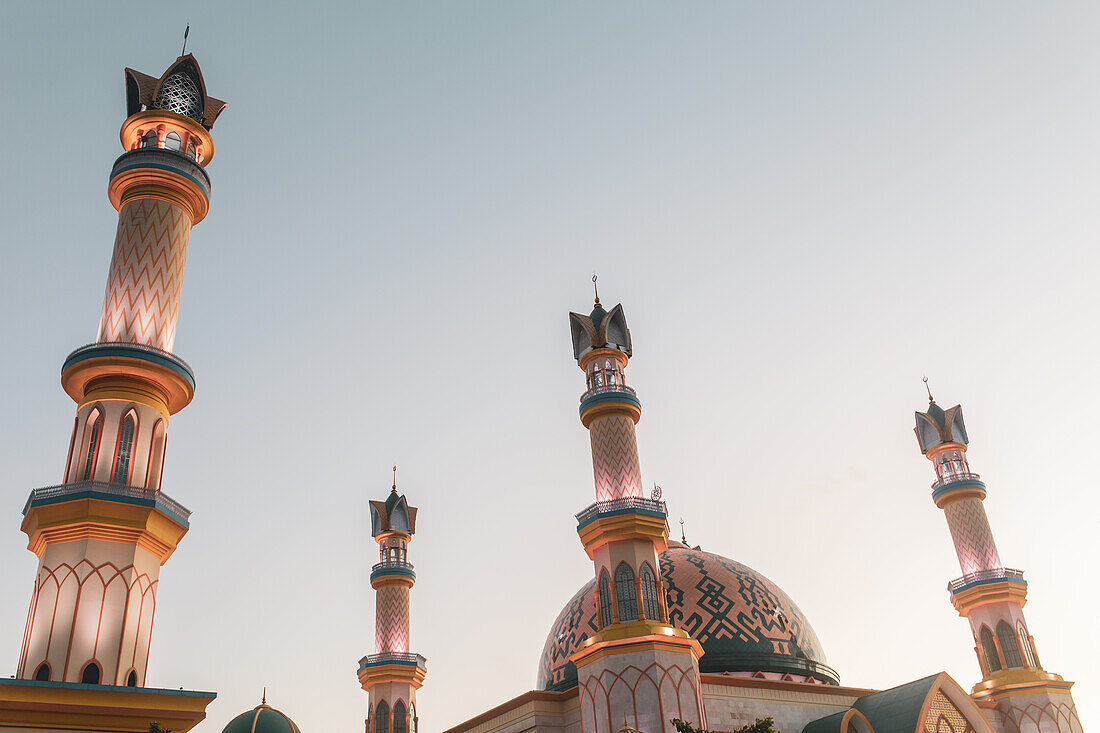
[359,471,425,733]
[915,389,1081,733]
[15,54,225,687]
[566,284,705,733]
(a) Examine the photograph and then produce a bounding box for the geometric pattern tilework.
[538,544,834,691]
[999,697,1083,733]
[96,199,192,352]
[943,498,1001,576]
[18,559,158,685]
[589,414,643,502]
[375,585,410,654]
[578,660,702,733]
[924,690,974,733]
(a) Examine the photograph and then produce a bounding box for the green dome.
[223,704,301,733]
[590,304,607,332]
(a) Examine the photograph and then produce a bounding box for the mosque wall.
[700,677,867,733]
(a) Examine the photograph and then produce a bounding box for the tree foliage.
[149,722,172,733]
[671,716,778,733]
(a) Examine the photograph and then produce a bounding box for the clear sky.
[1,2,1097,731]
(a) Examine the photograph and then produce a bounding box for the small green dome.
[590,304,607,332]
[223,703,301,733]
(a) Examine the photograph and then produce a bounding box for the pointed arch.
[375,700,389,733]
[80,660,101,685]
[1017,622,1038,667]
[146,419,167,490]
[64,417,78,482]
[81,407,104,481]
[599,304,631,354]
[997,620,1023,668]
[164,131,181,152]
[393,700,407,733]
[979,625,1001,673]
[33,662,50,681]
[639,562,660,621]
[598,569,614,627]
[111,410,138,484]
[126,668,138,686]
[614,562,638,622]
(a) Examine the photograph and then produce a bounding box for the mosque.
[0,51,1085,733]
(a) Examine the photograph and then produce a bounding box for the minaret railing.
[579,383,637,403]
[947,567,1026,593]
[575,497,667,526]
[23,480,191,524]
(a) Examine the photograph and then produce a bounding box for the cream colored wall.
[701,682,858,733]
[576,646,704,733]
[444,695,581,733]
[18,539,162,685]
[994,690,1083,733]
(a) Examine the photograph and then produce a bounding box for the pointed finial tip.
[261,686,266,705]
[592,274,601,307]
[392,465,398,491]
[923,375,935,404]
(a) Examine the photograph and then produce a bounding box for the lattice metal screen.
[154,72,202,121]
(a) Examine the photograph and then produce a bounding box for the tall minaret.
[358,473,425,733]
[914,391,1081,733]
[566,286,705,733]
[15,54,225,687]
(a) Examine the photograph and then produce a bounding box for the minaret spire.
[15,52,226,689]
[359,477,425,733]
[923,375,934,404]
[915,396,1079,730]
[566,293,706,733]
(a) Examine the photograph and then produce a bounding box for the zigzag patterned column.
[97,198,193,351]
[589,413,643,502]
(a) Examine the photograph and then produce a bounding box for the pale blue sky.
[1,3,1097,731]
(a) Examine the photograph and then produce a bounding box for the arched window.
[639,563,660,621]
[375,700,389,733]
[142,130,158,148]
[615,563,638,622]
[34,662,50,681]
[979,626,1001,673]
[82,410,102,481]
[165,131,181,152]
[598,570,614,627]
[186,141,197,160]
[81,661,101,685]
[997,620,1023,668]
[112,413,136,484]
[393,701,407,733]
[146,420,166,490]
[126,669,138,686]
[1018,622,1038,667]
[65,417,78,482]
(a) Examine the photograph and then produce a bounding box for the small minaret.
[16,54,225,687]
[358,471,424,733]
[915,389,1081,733]
[566,285,705,733]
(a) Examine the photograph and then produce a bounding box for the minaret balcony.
[931,472,986,504]
[358,652,427,673]
[370,559,416,583]
[578,384,641,417]
[947,567,1026,594]
[576,496,667,529]
[23,480,191,527]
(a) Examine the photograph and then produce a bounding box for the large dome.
[537,542,838,690]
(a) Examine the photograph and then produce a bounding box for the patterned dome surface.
[222,704,301,733]
[537,543,838,691]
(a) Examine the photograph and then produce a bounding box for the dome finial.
[261,686,266,705]
[923,375,935,404]
[679,517,687,545]
[181,24,190,57]
[592,274,601,308]
[392,465,398,492]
